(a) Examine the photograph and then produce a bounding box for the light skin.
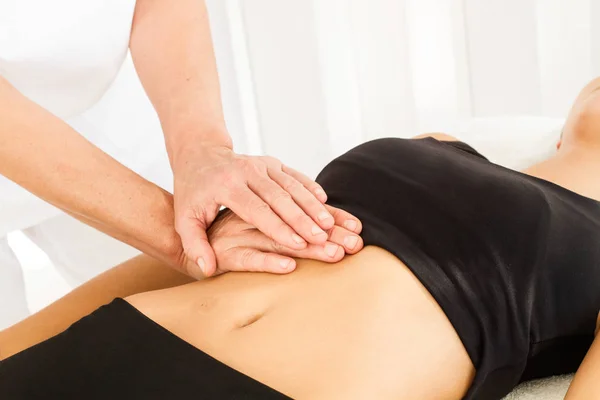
[4,81,600,396]
[0,0,363,280]
[130,0,345,278]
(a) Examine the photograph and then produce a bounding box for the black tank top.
[316,137,600,399]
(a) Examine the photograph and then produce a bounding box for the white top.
[0,0,173,236]
[0,0,135,119]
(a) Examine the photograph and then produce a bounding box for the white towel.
[504,374,572,399]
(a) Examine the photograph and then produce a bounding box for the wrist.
[170,137,234,176]
[165,124,232,163]
[141,188,189,270]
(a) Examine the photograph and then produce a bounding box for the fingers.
[248,175,329,245]
[213,228,297,274]
[326,225,363,254]
[222,230,345,268]
[226,186,308,250]
[209,205,363,275]
[282,165,328,203]
[220,247,297,274]
[176,216,217,279]
[268,168,334,231]
[326,205,363,234]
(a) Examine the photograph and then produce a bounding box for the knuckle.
[220,247,238,266]
[253,201,272,215]
[273,221,290,237]
[222,171,242,190]
[239,248,257,268]
[255,162,269,175]
[294,213,312,229]
[281,177,301,193]
[209,235,227,255]
[270,239,286,254]
[256,253,268,270]
[262,156,280,167]
[326,205,339,218]
[236,158,263,175]
[232,157,250,170]
[308,182,321,192]
[271,191,293,207]
[244,201,272,228]
[261,221,286,241]
[226,187,246,204]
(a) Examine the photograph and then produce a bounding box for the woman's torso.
[132,137,600,399]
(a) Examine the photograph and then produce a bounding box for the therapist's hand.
[207,206,363,276]
[172,144,341,279]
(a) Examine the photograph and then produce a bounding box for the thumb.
[177,216,217,279]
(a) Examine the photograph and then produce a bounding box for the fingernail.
[311,225,326,236]
[325,243,339,258]
[315,188,327,201]
[344,219,358,231]
[280,259,292,270]
[292,234,306,245]
[344,235,359,250]
[318,211,332,222]
[197,257,207,274]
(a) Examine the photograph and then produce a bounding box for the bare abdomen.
[127,246,474,399]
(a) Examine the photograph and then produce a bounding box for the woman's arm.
[0,76,193,273]
[130,0,229,151]
[564,322,600,399]
[0,254,193,361]
[130,0,342,278]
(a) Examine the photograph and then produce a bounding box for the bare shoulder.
[411,133,460,142]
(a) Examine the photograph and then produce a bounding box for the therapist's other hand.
[207,205,363,275]
[172,144,338,279]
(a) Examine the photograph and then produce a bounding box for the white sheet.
[450,116,564,170]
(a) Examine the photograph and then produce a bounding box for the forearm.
[566,332,600,399]
[130,0,231,164]
[0,255,193,360]
[0,76,183,268]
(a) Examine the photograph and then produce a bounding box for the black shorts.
[0,299,289,399]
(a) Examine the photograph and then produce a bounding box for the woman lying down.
[3,80,600,400]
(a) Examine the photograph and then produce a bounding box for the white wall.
[69,0,598,180]
[202,0,600,177]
